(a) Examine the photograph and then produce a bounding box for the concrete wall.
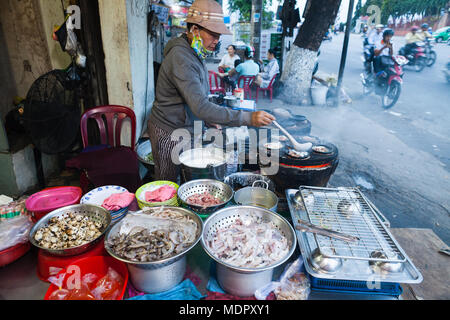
[98,0,134,146]
[0,0,52,118]
[37,0,72,70]
[126,0,155,140]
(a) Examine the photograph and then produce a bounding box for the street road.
[252,33,450,244]
[318,33,450,168]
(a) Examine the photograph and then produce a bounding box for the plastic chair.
[80,105,137,151]
[79,105,137,193]
[208,71,226,95]
[256,74,279,103]
[238,76,256,100]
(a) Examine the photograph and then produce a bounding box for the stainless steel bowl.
[233,181,278,212]
[201,206,296,297]
[104,207,203,294]
[29,204,112,256]
[178,179,234,215]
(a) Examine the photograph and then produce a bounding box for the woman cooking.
[148,0,275,182]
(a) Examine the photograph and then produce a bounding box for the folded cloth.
[127,280,205,301]
[145,185,176,202]
[102,192,135,212]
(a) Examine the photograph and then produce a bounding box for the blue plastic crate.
[309,275,403,297]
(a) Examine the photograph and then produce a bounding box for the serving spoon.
[272,120,313,152]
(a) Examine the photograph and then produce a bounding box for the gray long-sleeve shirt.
[149,34,252,133]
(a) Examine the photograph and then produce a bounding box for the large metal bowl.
[178,179,234,215]
[29,204,112,256]
[201,206,296,297]
[104,207,203,293]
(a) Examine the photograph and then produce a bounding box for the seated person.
[404,26,422,56]
[219,46,259,88]
[218,45,240,73]
[373,28,394,74]
[258,48,280,88]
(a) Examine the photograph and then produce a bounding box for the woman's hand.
[251,111,276,127]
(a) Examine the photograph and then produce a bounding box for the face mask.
[191,32,213,60]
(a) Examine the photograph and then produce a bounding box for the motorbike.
[424,38,437,67]
[398,42,426,72]
[360,55,408,109]
[361,35,375,75]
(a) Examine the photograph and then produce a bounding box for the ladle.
[272,120,312,152]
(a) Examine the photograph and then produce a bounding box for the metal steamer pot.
[234,181,278,212]
[201,206,297,297]
[104,207,203,294]
[179,148,229,182]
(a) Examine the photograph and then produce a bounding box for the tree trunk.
[279,0,342,105]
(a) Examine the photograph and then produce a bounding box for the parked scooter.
[424,38,437,67]
[398,42,426,72]
[361,55,408,109]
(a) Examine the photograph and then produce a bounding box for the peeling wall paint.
[126,0,155,140]
[37,0,72,70]
[0,0,52,117]
[98,0,134,145]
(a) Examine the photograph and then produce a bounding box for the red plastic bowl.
[44,256,129,300]
[26,187,82,222]
[0,242,31,267]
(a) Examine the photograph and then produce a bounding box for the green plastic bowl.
[135,181,179,209]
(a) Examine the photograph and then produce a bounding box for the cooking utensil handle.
[252,180,268,189]
[297,219,360,242]
[273,121,296,143]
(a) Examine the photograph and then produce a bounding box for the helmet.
[383,28,394,37]
[411,26,419,32]
[421,23,429,29]
[245,45,255,58]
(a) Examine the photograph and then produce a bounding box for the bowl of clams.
[29,204,112,256]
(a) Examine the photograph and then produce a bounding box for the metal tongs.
[296,219,360,243]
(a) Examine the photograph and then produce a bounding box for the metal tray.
[286,189,423,284]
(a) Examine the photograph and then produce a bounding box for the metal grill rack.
[299,186,406,263]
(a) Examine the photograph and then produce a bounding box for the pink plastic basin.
[26,187,82,222]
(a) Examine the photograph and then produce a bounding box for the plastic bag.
[0,215,34,251]
[255,257,310,301]
[91,267,123,300]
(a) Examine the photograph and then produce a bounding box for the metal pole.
[336,0,355,106]
[251,0,263,61]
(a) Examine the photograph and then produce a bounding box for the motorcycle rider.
[420,23,433,40]
[368,24,384,46]
[404,26,423,57]
[373,28,394,75]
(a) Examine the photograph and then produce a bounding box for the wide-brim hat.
[185,0,232,35]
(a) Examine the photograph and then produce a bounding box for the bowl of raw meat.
[136,181,179,209]
[201,205,297,297]
[177,179,234,215]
